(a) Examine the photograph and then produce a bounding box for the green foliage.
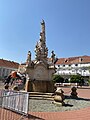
[70,75,84,85]
[52,75,64,83]
[88,79,90,85]
[64,79,69,83]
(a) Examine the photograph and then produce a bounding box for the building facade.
[0,59,19,79]
[55,55,90,80]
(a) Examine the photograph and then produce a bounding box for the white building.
[55,55,90,79]
[0,59,19,79]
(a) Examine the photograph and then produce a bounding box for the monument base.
[52,101,65,106]
[25,80,33,92]
[32,80,54,93]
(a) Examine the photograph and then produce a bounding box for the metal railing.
[0,89,29,120]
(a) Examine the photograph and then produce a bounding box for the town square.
[0,0,90,120]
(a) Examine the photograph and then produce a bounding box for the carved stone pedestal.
[54,88,65,106]
[32,80,54,93]
[25,79,33,92]
[71,87,78,98]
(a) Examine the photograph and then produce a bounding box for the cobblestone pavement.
[0,86,90,120]
[29,86,90,120]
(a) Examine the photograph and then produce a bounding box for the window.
[63,65,65,67]
[79,69,82,72]
[75,64,78,66]
[58,65,60,67]
[2,68,5,76]
[72,69,75,72]
[65,59,68,62]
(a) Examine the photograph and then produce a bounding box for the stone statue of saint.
[27,51,31,63]
[51,51,55,63]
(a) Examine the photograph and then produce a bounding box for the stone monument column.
[19,20,56,93]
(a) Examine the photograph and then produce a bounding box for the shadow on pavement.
[28,114,45,120]
[65,95,90,101]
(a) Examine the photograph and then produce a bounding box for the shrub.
[52,75,64,83]
[70,75,84,85]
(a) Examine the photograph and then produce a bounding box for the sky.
[0,0,90,63]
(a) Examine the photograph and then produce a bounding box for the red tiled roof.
[0,59,19,68]
[55,55,90,65]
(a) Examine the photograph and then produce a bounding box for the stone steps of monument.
[29,92,54,100]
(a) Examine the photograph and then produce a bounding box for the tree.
[70,74,84,86]
[52,75,64,83]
